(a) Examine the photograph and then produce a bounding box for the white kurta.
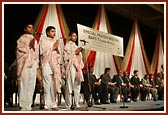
[40,36,61,109]
[64,41,84,108]
[16,34,38,110]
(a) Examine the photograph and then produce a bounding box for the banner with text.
[77,24,124,57]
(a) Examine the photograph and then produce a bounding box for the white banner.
[77,24,124,57]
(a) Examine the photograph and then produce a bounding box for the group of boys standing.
[16,24,83,111]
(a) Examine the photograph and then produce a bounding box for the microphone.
[80,39,88,45]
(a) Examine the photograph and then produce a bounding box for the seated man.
[112,70,130,102]
[99,68,119,104]
[155,73,164,100]
[122,71,134,101]
[141,74,158,101]
[130,70,148,101]
[82,66,101,105]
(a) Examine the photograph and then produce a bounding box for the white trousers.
[43,73,57,109]
[65,65,81,108]
[18,62,36,110]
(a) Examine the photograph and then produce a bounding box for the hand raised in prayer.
[53,40,60,54]
[29,39,35,51]
[75,47,82,55]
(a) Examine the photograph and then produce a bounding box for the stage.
[4,100,164,112]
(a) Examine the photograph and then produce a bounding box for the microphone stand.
[70,67,75,110]
[120,96,128,108]
[87,62,93,107]
[119,81,128,108]
[39,44,45,109]
[34,32,45,109]
[120,82,128,108]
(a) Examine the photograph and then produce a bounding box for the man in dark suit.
[155,73,164,100]
[112,70,130,102]
[122,71,133,87]
[130,70,148,101]
[122,71,134,101]
[82,66,101,105]
[99,68,119,104]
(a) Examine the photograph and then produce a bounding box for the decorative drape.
[151,31,164,78]
[122,19,150,79]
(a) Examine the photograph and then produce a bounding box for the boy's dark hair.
[24,23,33,29]
[23,23,33,33]
[46,26,55,36]
[133,70,138,74]
[149,74,153,76]
[144,74,148,79]
[69,31,77,36]
[105,67,111,73]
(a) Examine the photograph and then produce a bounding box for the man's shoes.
[154,99,158,101]
[141,99,146,101]
[124,100,130,103]
[110,100,117,103]
[95,102,102,105]
[132,98,137,102]
[102,101,110,104]
[94,101,102,105]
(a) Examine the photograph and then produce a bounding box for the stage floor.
[4,100,164,112]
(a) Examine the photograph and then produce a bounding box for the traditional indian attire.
[40,36,61,109]
[16,34,39,110]
[64,41,84,108]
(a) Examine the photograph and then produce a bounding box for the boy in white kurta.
[64,32,84,109]
[40,26,61,110]
[16,24,39,110]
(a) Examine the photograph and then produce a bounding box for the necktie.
[127,78,129,83]
[119,76,123,83]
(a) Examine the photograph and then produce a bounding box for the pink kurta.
[16,33,39,110]
[40,37,62,93]
[16,34,38,80]
[64,41,84,82]
[64,40,84,108]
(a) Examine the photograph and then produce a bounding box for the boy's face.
[89,67,94,74]
[134,72,138,76]
[107,70,111,75]
[150,75,153,78]
[47,29,56,38]
[70,33,77,42]
[146,75,149,79]
[124,71,128,77]
[24,24,33,34]
[118,70,123,76]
